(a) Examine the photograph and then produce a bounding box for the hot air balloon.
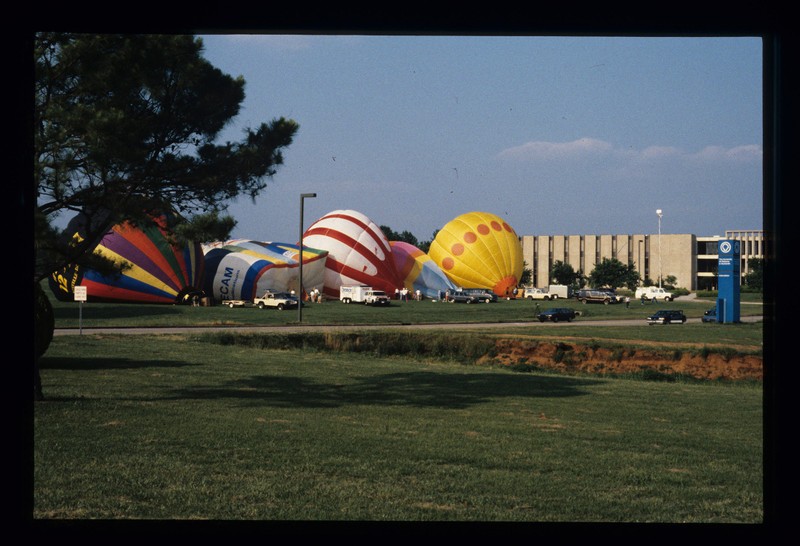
[390,241,456,300]
[49,211,205,304]
[201,240,327,302]
[302,210,403,299]
[427,211,523,296]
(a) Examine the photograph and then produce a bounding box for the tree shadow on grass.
[40,356,195,371]
[53,304,180,320]
[169,371,601,410]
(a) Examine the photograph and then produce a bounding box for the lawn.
[34,332,763,522]
[35,290,766,523]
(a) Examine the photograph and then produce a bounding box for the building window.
[697,240,718,255]
[697,260,717,274]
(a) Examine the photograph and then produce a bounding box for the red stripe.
[305,226,398,284]
[320,213,392,254]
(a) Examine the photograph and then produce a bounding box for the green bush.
[197,331,498,364]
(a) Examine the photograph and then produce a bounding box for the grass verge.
[34,333,763,522]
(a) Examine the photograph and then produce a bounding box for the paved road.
[54,314,763,336]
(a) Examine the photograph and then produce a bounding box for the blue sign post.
[716,239,740,323]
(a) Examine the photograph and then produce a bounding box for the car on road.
[537,307,577,322]
[646,309,687,325]
[702,307,717,323]
[446,290,481,304]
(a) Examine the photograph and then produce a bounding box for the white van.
[635,286,674,302]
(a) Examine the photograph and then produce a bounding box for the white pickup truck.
[524,285,571,300]
[524,288,552,300]
[635,286,674,302]
[223,290,299,310]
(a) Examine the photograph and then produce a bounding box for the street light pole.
[298,192,317,323]
[656,209,663,288]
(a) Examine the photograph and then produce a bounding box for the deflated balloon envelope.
[390,241,456,299]
[427,211,523,296]
[49,211,205,304]
[302,209,403,298]
[201,240,327,302]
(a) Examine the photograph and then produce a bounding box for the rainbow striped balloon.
[49,212,205,304]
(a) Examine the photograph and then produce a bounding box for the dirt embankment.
[486,338,762,381]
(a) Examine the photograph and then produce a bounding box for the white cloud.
[692,144,763,162]
[497,138,762,165]
[496,137,613,160]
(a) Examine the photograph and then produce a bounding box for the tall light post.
[298,192,317,323]
[656,209,663,288]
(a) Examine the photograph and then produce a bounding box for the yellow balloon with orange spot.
[428,211,523,296]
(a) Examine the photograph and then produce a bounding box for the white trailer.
[339,285,391,305]
[546,284,571,299]
[524,284,571,300]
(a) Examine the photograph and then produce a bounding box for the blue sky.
[198,34,763,244]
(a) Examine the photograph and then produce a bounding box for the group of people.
[307,288,325,303]
[394,287,422,301]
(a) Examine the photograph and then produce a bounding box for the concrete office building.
[519,230,765,291]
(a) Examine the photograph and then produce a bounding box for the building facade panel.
[519,231,763,291]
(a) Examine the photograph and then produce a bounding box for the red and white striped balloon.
[302,210,403,299]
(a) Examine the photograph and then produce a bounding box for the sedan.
[646,310,687,325]
[702,307,717,323]
[537,308,577,322]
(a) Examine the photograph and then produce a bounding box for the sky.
[197,34,763,244]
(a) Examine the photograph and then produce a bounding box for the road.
[53,314,763,336]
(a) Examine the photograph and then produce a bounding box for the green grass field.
[35,333,762,522]
[35,291,765,522]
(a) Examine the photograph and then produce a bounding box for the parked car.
[463,289,498,303]
[702,307,717,323]
[537,307,577,322]
[446,290,481,304]
[646,309,687,325]
[575,289,621,305]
